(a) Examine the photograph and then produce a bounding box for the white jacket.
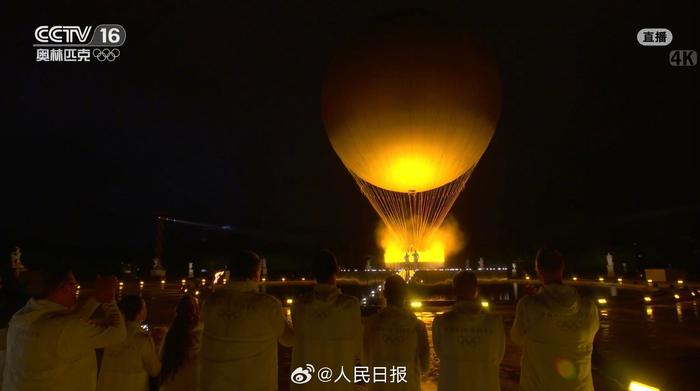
[200,280,293,391]
[97,321,161,391]
[290,284,362,391]
[2,298,126,391]
[363,305,430,391]
[511,284,599,391]
[432,300,505,391]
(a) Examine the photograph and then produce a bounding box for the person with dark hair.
[363,275,430,391]
[432,271,504,391]
[290,250,361,391]
[2,264,125,391]
[0,246,30,386]
[97,294,161,391]
[200,250,293,391]
[159,295,202,391]
[510,248,599,391]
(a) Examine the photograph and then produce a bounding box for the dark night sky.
[2,1,698,269]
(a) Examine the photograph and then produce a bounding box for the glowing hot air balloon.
[323,24,501,265]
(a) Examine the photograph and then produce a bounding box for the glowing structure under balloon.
[323,25,501,267]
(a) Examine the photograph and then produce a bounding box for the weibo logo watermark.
[33,24,126,63]
[290,364,315,384]
[290,364,408,384]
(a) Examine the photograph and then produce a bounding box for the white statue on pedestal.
[478,257,485,270]
[606,253,615,277]
[188,262,194,278]
[512,262,517,277]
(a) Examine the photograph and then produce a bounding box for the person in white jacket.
[433,271,505,391]
[363,275,430,391]
[200,251,293,391]
[2,264,125,391]
[511,248,599,391]
[97,294,161,391]
[290,250,362,391]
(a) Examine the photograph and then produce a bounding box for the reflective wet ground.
[122,280,700,390]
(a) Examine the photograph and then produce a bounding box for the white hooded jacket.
[432,300,505,391]
[97,321,161,391]
[511,284,599,391]
[200,280,293,391]
[2,297,126,391]
[363,305,430,391]
[290,284,362,391]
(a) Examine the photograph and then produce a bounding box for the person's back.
[363,276,429,391]
[290,250,361,391]
[98,295,160,391]
[433,271,504,391]
[511,248,599,391]
[433,302,504,391]
[200,251,292,391]
[159,295,202,391]
[2,266,125,391]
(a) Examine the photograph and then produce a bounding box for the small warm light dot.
[76,285,81,289]
[646,307,653,316]
[525,276,531,280]
[691,292,696,297]
[195,290,200,296]
[261,277,266,282]
[183,288,188,293]
[481,301,489,308]
[160,280,165,284]
[647,279,652,283]
[281,277,286,282]
[286,298,293,305]
[677,280,684,285]
[301,277,306,281]
[555,359,577,380]
[673,294,680,300]
[628,380,660,391]
[597,298,607,305]
[223,278,227,284]
[572,277,578,281]
[119,282,124,286]
[598,277,604,282]
[181,279,186,284]
[617,278,623,283]
[643,296,652,302]
[410,301,422,308]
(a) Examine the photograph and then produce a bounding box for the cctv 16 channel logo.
[34,24,126,63]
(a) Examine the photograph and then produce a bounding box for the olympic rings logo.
[92,48,120,62]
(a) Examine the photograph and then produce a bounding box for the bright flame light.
[195,290,200,296]
[673,294,680,300]
[597,298,607,304]
[572,277,578,281]
[643,296,652,302]
[160,280,165,284]
[481,301,489,308]
[410,301,422,309]
[286,298,293,305]
[677,280,684,284]
[599,277,605,282]
[628,380,660,391]
[378,217,464,267]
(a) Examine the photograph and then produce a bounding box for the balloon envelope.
[323,29,501,193]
